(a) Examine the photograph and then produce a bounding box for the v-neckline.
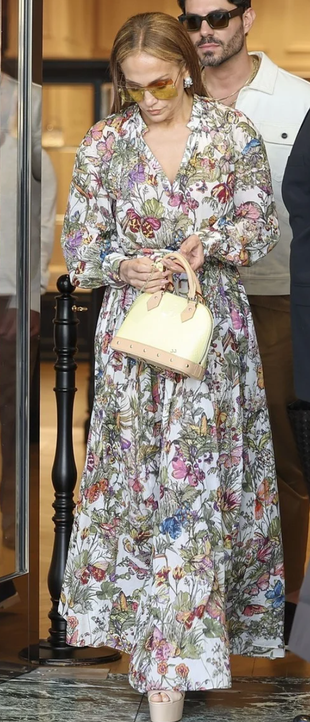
[137,100,196,190]
[142,129,193,189]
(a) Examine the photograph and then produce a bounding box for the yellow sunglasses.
[119,68,182,103]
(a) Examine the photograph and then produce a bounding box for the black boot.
[284,601,297,646]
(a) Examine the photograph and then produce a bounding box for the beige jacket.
[237,52,310,295]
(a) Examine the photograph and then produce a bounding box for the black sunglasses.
[178,7,244,31]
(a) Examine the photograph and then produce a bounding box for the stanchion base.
[19,639,122,666]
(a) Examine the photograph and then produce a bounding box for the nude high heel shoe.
[148,691,185,722]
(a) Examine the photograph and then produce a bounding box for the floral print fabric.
[59,96,284,693]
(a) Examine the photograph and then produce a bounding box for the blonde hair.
[110,12,206,114]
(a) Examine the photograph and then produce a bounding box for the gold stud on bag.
[110,252,214,380]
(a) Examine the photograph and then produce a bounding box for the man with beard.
[178,0,310,643]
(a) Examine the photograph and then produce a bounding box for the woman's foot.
[148,690,184,722]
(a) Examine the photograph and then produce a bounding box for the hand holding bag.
[110,252,214,381]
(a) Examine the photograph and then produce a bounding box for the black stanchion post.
[47,274,79,652]
[20,275,121,665]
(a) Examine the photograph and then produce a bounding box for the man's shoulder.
[258,52,310,98]
[238,53,310,125]
[276,64,310,93]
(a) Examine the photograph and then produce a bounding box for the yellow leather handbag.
[110,252,214,381]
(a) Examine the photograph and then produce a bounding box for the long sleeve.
[196,119,280,267]
[61,122,127,290]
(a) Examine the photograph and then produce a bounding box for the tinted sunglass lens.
[123,79,178,103]
[207,12,229,29]
[185,15,202,31]
[126,88,143,102]
[153,86,177,99]
[183,13,229,31]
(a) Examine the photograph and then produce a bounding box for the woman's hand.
[163,235,204,274]
[180,235,204,271]
[119,257,170,292]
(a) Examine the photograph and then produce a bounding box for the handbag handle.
[162,251,202,300]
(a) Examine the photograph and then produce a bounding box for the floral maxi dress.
[59,96,285,693]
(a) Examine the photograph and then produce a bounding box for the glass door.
[0,0,41,673]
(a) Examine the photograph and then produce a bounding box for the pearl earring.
[184,76,193,89]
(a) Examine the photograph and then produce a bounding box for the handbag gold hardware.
[110,252,214,380]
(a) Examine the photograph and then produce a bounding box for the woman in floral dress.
[59,12,284,721]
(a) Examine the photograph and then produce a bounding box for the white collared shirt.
[236,52,310,295]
